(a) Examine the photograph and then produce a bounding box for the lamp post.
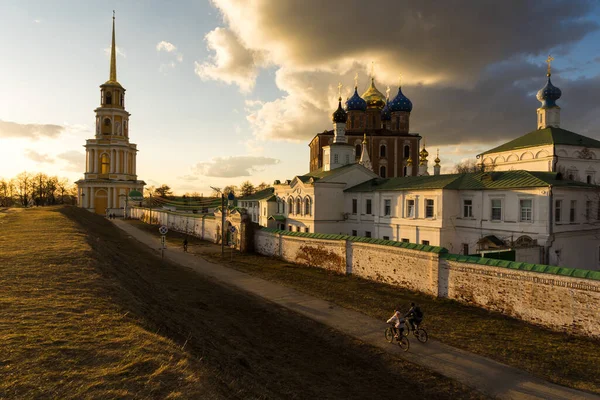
[211,186,225,257]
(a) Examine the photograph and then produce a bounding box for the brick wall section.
[351,242,439,296]
[442,259,600,336]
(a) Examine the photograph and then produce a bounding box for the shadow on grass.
[56,206,486,400]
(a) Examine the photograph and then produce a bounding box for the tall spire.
[109,10,117,83]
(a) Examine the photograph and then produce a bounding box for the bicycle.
[403,318,428,343]
[384,324,410,352]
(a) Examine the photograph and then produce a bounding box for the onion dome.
[406,156,413,166]
[536,77,561,109]
[388,86,413,113]
[381,99,391,121]
[419,147,429,159]
[345,87,367,111]
[434,149,440,165]
[332,97,348,123]
[361,78,386,109]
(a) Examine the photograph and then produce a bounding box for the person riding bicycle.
[405,302,423,331]
[386,307,406,339]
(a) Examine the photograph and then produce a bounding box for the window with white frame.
[288,198,293,214]
[296,198,301,215]
[407,199,415,218]
[555,200,562,222]
[463,199,473,218]
[334,154,339,164]
[304,197,311,216]
[366,199,372,214]
[352,230,357,236]
[384,199,391,216]
[352,199,357,214]
[519,199,532,222]
[570,200,576,222]
[425,199,434,218]
[365,231,372,238]
[491,199,502,221]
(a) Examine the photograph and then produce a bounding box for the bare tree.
[15,171,33,206]
[453,159,490,173]
[255,182,270,191]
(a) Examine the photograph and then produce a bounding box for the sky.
[2,0,600,195]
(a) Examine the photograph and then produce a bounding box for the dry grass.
[132,219,600,395]
[0,207,487,400]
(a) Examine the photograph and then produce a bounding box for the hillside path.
[112,219,598,400]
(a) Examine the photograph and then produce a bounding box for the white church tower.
[76,13,145,215]
[323,89,356,171]
[537,55,561,129]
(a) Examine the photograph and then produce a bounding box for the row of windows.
[354,144,412,159]
[277,198,312,216]
[101,90,125,107]
[461,198,600,223]
[351,198,435,218]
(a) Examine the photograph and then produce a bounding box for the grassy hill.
[0,207,485,399]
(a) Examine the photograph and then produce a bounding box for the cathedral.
[309,75,421,178]
[76,14,145,215]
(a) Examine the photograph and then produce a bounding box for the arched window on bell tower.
[106,91,112,105]
[100,154,110,174]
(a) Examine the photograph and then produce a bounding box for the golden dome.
[406,156,413,166]
[419,148,429,158]
[361,78,386,109]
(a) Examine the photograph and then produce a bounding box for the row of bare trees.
[0,172,77,207]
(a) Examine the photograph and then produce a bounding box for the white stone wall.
[129,207,217,242]
[442,259,600,337]
[350,242,438,295]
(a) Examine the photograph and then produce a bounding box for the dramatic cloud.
[0,120,64,139]
[190,156,280,177]
[200,0,600,147]
[195,27,261,93]
[25,150,54,164]
[57,151,85,172]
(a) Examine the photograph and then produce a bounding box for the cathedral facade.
[309,78,421,178]
[76,15,145,215]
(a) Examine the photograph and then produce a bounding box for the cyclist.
[386,307,406,339]
[405,302,423,331]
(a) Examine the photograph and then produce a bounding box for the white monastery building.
[240,65,600,270]
[76,15,145,215]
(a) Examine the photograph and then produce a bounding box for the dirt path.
[113,218,599,400]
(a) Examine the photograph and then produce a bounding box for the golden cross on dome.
[398,74,402,88]
[354,72,359,88]
[546,55,554,76]
[337,82,342,98]
[386,85,391,99]
[370,61,375,78]
[113,10,115,19]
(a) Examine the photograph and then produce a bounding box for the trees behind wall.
[0,171,77,207]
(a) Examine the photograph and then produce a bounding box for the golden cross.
[546,55,554,76]
[337,82,342,98]
[354,72,358,88]
[398,74,402,88]
[113,10,115,19]
[386,85,391,99]
[370,61,375,78]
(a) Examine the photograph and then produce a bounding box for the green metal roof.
[268,214,286,221]
[480,127,600,155]
[297,163,357,183]
[239,187,274,201]
[345,170,599,192]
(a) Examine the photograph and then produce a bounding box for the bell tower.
[76,12,145,215]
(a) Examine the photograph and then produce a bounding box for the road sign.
[159,225,168,235]
[229,226,236,233]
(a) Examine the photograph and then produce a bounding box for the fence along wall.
[255,228,600,337]
[129,207,217,242]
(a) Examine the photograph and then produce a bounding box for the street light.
[211,186,226,257]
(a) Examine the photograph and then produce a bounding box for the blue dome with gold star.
[381,100,391,121]
[389,86,413,113]
[345,87,367,111]
[332,98,348,123]
[536,77,561,109]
